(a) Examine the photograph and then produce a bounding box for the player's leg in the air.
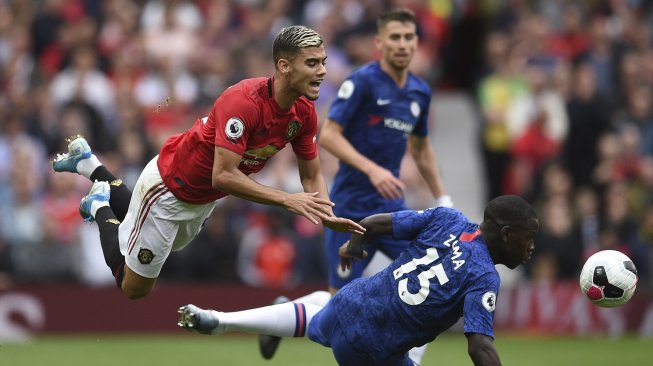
[178,300,386,366]
[53,136,216,300]
[178,302,321,338]
[53,136,132,220]
[53,136,132,291]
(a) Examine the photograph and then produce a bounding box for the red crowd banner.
[0,282,651,341]
[494,281,652,336]
[0,283,323,339]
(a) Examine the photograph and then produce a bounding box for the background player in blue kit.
[177,195,539,366]
[319,8,452,295]
[257,8,453,362]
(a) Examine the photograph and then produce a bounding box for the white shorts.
[118,155,216,278]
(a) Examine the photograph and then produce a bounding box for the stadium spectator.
[602,181,649,277]
[139,0,202,34]
[546,3,590,62]
[1,25,34,103]
[561,62,611,189]
[582,15,620,103]
[504,62,568,196]
[573,186,601,259]
[132,54,199,147]
[477,35,529,200]
[142,0,197,73]
[614,83,653,156]
[178,195,539,366]
[2,167,42,250]
[49,44,116,124]
[527,195,582,280]
[236,208,299,288]
[51,25,364,300]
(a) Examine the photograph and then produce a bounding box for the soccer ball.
[579,250,638,308]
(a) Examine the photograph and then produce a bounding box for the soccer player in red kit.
[52,25,365,300]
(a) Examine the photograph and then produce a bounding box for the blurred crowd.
[0,0,651,293]
[475,0,653,291]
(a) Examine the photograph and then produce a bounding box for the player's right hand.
[368,165,404,200]
[284,193,365,234]
[338,240,368,271]
[284,191,335,225]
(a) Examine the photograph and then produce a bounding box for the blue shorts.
[308,300,414,366]
[324,227,409,289]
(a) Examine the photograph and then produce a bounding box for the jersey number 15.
[393,248,449,305]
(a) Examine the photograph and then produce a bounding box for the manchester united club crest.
[286,120,302,141]
[138,248,155,264]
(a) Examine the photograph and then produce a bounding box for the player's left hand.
[322,216,366,235]
[338,241,368,271]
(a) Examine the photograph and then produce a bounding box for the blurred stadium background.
[1,0,653,364]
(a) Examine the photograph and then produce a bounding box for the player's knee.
[120,280,153,300]
[120,265,156,300]
[121,285,152,300]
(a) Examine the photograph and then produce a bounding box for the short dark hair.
[272,25,323,65]
[377,8,417,32]
[484,195,537,228]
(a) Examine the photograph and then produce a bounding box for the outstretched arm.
[297,156,365,235]
[212,146,339,227]
[319,118,405,200]
[466,333,502,366]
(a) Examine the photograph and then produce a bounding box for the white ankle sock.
[218,303,320,337]
[90,200,110,218]
[293,291,332,307]
[208,310,227,334]
[77,154,102,179]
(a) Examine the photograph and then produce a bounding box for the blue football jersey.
[331,207,500,363]
[328,61,432,218]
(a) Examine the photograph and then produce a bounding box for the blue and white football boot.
[52,135,92,174]
[79,180,110,223]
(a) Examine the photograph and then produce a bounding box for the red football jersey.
[157,77,319,204]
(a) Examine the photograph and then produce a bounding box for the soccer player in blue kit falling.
[258,7,452,362]
[177,195,539,366]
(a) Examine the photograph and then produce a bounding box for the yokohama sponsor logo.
[384,118,413,133]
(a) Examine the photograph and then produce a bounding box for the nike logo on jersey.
[376,98,391,105]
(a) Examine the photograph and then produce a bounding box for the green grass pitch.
[0,333,649,366]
